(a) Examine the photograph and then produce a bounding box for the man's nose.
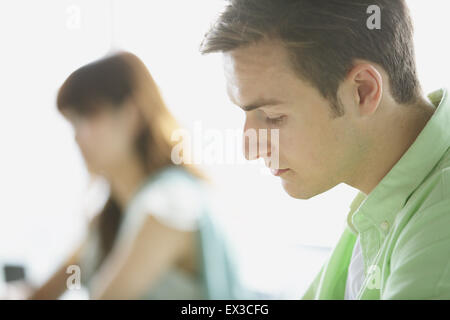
[242,117,271,161]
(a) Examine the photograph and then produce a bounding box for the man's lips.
[270,168,290,176]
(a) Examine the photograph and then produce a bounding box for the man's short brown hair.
[200,0,421,116]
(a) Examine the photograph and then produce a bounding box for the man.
[200,0,450,299]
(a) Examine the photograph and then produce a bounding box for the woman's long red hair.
[57,51,207,267]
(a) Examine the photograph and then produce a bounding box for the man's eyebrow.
[240,98,283,111]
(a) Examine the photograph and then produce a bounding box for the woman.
[26,51,239,299]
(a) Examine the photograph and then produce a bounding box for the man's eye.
[265,116,285,125]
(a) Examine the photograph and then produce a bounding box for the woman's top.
[78,165,210,299]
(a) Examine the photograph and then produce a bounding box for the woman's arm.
[89,214,194,299]
[28,239,86,300]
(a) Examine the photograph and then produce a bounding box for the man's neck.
[350,97,436,196]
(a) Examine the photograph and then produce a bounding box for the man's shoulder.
[385,194,450,298]
[392,162,450,265]
[411,146,450,212]
[392,151,450,260]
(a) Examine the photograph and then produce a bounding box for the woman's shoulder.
[125,165,209,232]
[139,166,209,204]
[151,165,205,187]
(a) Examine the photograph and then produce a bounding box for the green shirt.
[301,88,450,300]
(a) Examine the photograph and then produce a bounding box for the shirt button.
[380,221,390,231]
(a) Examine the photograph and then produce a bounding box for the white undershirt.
[344,235,365,299]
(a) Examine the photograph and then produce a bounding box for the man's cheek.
[281,133,302,156]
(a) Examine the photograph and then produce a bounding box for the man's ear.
[346,62,383,117]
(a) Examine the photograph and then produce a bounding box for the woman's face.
[63,101,142,175]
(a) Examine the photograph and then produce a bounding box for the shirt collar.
[347,88,450,235]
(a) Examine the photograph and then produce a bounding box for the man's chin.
[281,179,316,200]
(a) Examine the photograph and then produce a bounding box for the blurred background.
[0,0,449,299]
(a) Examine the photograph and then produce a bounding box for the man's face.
[223,39,363,199]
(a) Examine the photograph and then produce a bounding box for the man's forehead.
[223,39,291,78]
[224,65,272,109]
[223,40,296,107]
